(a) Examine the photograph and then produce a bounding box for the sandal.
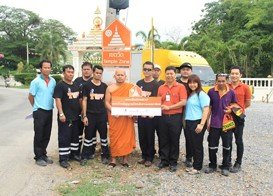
[108,162,116,168]
[121,163,130,167]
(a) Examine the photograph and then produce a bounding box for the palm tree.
[35,32,67,64]
[136,29,161,49]
[160,41,181,50]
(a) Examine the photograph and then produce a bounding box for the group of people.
[28,60,251,177]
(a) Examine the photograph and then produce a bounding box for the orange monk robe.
[108,83,136,157]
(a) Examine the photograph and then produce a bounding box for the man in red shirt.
[157,66,187,172]
[228,65,251,173]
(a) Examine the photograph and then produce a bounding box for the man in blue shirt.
[28,60,56,166]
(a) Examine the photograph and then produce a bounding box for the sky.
[1,0,215,44]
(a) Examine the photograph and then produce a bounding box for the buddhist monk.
[105,69,136,167]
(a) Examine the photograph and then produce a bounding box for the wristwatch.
[59,113,64,117]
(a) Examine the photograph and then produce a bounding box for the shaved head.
[114,69,126,84]
[115,69,126,76]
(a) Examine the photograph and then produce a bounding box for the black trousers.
[183,122,193,161]
[185,120,206,170]
[208,127,232,169]
[58,119,80,161]
[158,114,182,166]
[154,116,161,156]
[33,109,53,160]
[81,113,110,159]
[229,116,245,165]
[137,117,156,162]
[77,119,85,155]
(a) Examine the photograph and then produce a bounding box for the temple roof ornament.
[68,7,103,51]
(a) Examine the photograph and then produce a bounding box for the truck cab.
[137,49,215,92]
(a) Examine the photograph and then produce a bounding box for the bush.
[14,73,62,85]
[17,62,24,73]
[0,65,10,79]
[14,73,36,85]
[51,74,62,83]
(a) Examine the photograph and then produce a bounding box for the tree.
[183,0,273,77]
[160,41,181,50]
[16,62,24,73]
[35,32,67,63]
[34,19,75,66]
[0,65,10,79]
[0,6,41,68]
[136,29,161,48]
[0,6,75,70]
[165,27,183,44]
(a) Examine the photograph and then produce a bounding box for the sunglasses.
[143,68,152,72]
[216,73,229,79]
[216,73,229,77]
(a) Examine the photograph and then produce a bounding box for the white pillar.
[72,51,80,78]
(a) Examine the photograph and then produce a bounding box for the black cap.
[179,62,192,70]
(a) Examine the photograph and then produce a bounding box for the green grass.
[56,151,160,196]
[58,171,137,196]
[60,181,136,196]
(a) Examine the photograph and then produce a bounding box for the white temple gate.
[68,7,103,78]
[68,7,134,84]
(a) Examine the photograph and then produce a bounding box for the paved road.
[0,87,67,195]
[1,87,273,195]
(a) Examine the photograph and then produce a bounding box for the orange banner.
[111,97,162,116]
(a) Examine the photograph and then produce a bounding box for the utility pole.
[106,0,117,27]
[106,0,129,26]
[151,18,154,63]
[26,42,29,65]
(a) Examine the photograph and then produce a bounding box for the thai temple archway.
[68,7,103,78]
[68,7,132,84]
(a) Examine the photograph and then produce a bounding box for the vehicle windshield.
[192,66,215,86]
[176,65,215,86]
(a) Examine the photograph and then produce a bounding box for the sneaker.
[219,163,232,170]
[185,160,193,168]
[60,161,71,169]
[204,167,216,174]
[189,169,200,175]
[43,156,53,164]
[36,159,47,167]
[70,155,81,162]
[221,169,229,176]
[157,162,169,169]
[144,161,152,167]
[87,154,95,160]
[80,158,88,166]
[101,157,109,165]
[137,159,146,164]
[230,163,241,173]
[169,165,177,172]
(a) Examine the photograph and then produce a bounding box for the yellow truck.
[130,49,215,92]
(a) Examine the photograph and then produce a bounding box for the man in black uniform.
[152,64,165,158]
[73,62,93,159]
[137,61,159,167]
[81,65,110,165]
[153,64,165,86]
[53,65,81,169]
[177,62,193,168]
